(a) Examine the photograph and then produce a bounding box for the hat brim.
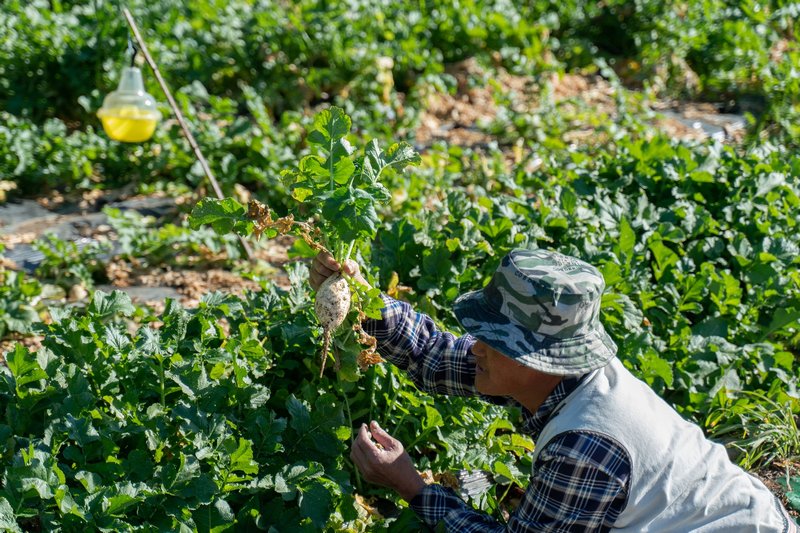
[453,288,617,376]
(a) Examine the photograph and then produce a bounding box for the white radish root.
[315,272,351,377]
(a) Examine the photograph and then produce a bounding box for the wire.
[127,37,139,67]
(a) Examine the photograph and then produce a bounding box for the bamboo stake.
[122,7,254,260]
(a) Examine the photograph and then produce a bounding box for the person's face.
[472,339,532,397]
[471,340,563,411]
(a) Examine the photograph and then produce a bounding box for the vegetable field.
[1,0,799,530]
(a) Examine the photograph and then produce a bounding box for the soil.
[129,267,263,307]
[415,58,502,148]
[413,58,743,150]
[754,462,800,520]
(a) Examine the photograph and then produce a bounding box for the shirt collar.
[520,373,587,439]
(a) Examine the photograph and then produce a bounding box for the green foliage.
[1,0,799,200]
[0,112,108,195]
[369,132,800,439]
[0,0,122,123]
[33,234,110,290]
[189,106,421,262]
[778,474,800,512]
[0,270,41,339]
[0,282,518,529]
[0,89,303,198]
[189,198,254,237]
[191,107,420,379]
[280,106,420,259]
[0,0,550,123]
[191,106,799,518]
[106,207,243,267]
[2,0,800,528]
[706,391,800,469]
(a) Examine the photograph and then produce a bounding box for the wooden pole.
[121,7,254,260]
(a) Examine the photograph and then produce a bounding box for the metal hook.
[127,37,139,67]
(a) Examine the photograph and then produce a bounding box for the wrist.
[397,475,427,502]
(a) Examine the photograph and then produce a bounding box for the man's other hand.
[350,421,426,502]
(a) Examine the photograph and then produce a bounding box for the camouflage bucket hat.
[454,249,617,376]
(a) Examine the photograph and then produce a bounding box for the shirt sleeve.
[363,294,479,397]
[409,431,630,532]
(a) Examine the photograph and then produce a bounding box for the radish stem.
[344,241,355,263]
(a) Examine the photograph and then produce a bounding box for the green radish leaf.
[3,304,38,334]
[307,106,351,146]
[383,142,421,169]
[106,482,144,515]
[560,187,577,214]
[361,140,420,184]
[492,461,516,484]
[287,395,311,433]
[89,290,135,319]
[189,197,254,236]
[0,497,22,533]
[618,217,636,263]
[648,238,679,281]
[299,482,332,528]
[192,499,235,533]
[690,170,714,183]
[299,155,329,181]
[292,187,314,202]
[638,349,674,387]
[365,182,391,203]
[330,156,356,185]
[5,344,47,390]
[228,439,259,476]
[761,307,800,340]
[322,188,380,242]
[331,138,355,160]
[104,325,131,351]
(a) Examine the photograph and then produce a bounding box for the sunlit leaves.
[89,290,135,320]
[307,107,351,147]
[189,198,253,236]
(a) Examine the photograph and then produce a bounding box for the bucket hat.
[453,249,617,375]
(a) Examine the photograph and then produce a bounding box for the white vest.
[532,358,795,532]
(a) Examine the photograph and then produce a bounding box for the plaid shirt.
[364,295,631,532]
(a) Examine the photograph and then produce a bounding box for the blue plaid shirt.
[364,295,631,532]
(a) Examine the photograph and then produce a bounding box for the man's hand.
[350,421,426,502]
[310,251,369,291]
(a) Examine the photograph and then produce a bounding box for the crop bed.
[1,1,799,530]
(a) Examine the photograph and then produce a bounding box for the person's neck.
[514,372,563,413]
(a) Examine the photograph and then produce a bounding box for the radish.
[315,272,351,376]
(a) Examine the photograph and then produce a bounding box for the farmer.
[311,249,798,532]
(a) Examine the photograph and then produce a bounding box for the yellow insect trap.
[97,66,161,143]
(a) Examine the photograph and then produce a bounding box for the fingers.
[368,421,397,451]
[310,252,369,290]
[349,422,423,500]
[342,259,358,276]
[310,252,340,290]
[350,429,366,466]
[354,423,382,454]
[317,251,340,271]
[350,424,378,480]
[354,423,372,448]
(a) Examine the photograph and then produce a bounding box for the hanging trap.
[97,41,161,142]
